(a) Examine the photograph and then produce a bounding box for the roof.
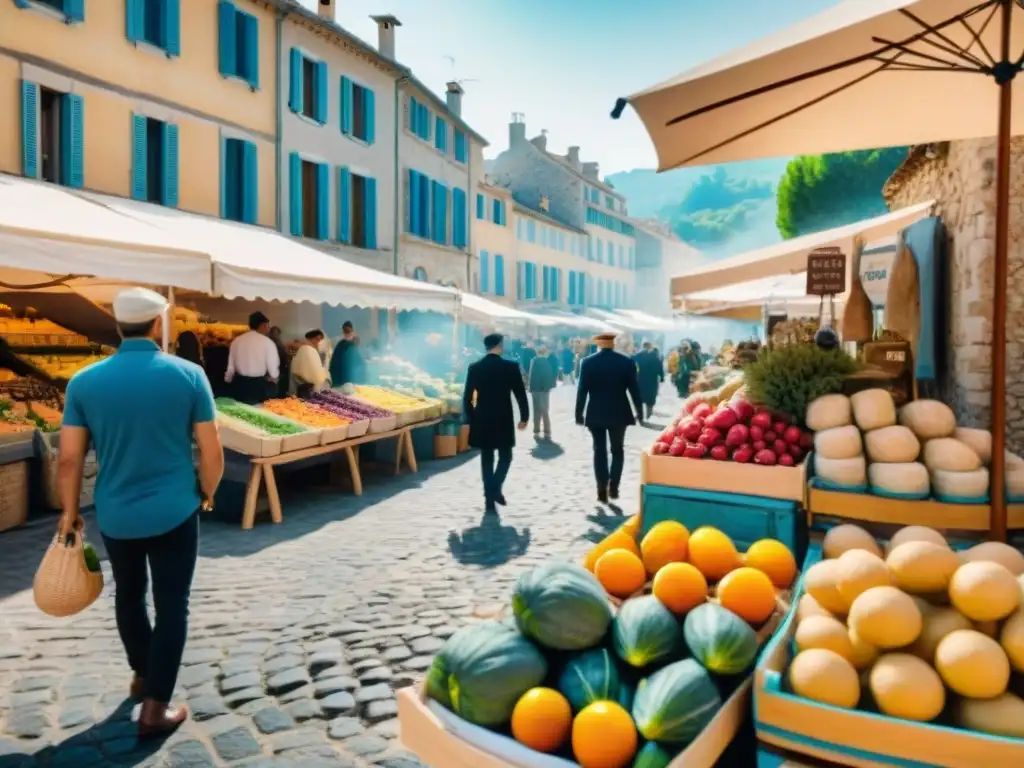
[402,75,489,147]
[512,202,588,236]
[882,143,947,205]
[543,151,622,198]
[478,180,513,198]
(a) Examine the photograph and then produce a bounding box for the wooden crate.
[433,435,457,459]
[641,451,808,503]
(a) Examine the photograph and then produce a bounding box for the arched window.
[413,267,427,281]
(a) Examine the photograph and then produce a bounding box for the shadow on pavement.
[581,507,627,545]
[447,512,531,567]
[529,439,564,460]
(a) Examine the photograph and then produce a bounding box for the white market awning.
[612,309,676,331]
[459,293,559,326]
[528,309,615,332]
[0,175,211,291]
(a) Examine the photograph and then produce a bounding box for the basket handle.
[54,517,85,547]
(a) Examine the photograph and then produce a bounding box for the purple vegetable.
[308,390,394,419]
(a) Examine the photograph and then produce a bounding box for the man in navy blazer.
[575,333,643,503]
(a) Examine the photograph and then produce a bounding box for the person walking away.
[528,345,556,439]
[329,321,367,386]
[225,312,280,404]
[546,343,561,385]
[518,341,536,387]
[175,330,204,371]
[560,342,576,384]
[463,334,528,514]
[576,332,643,503]
[291,329,329,397]
[673,343,695,398]
[268,326,291,398]
[57,287,224,737]
[634,341,665,420]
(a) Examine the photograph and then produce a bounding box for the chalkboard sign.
[806,247,847,296]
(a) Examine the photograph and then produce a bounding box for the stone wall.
[886,138,1024,452]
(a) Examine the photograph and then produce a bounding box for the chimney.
[317,0,335,21]
[445,81,463,116]
[509,113,526,146]
[582,161,600,179]
[530,130,548,152]
[370,15,401,59]
[567,146,581,169]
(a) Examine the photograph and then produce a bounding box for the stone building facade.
[883,139,1024,450]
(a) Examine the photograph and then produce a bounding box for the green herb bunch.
[743,344,858,426]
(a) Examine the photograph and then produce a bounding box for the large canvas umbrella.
[614,0,1024,538]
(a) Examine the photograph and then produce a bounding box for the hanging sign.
[859,248,896,307]
[806,247,847,296]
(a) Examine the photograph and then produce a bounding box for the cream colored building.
[473,180,515,303]
[1,0,277,226]
[512,203,590,310]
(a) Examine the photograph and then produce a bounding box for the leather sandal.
[137,699,189,738]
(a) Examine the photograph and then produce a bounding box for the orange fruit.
[688,526,739,581]
[744,539,798,588]
[595,549,647,598]
[652,562,708,615]
[718,566,778,625]
[585,530,641,572]
[572,701,638,768]
[620,515,641,540]
[640,521,690,574]
[511,687,572,753]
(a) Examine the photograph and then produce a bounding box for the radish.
[660,427,676,443]
[778,452,795,467]
[749,425,764,442]
[679,420,703,442]
[732,445,754,463]
[800,432,815,449]
[692,403,713,420]
[773,412,792,426]
[706,408,738,430]
[683,443,708,459]
[697,428,723,447]
[651,442,668,455]
[669,439,686,457]
[709,444,729,461]
[783,425,803,445]
[725,423,750,447]
[788,445,805,462]
[754,449,777,465]
[750,412,772,430]
[752,440,767,452]
[729,398,755,423]
[773,439,789,456]
[764,431,777,443]
[773,421,788,436]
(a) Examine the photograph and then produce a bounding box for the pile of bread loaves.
[806,390,1023,501]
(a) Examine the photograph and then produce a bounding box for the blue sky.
[301,0,839,173]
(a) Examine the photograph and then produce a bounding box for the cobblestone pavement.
[0,384,679,767]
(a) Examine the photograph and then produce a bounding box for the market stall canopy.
[584,308,653,333]
[77,192,458,313]
[612,309,677,331]
[530,309,616,333]
[459,293,559,326]
[0,175,210,291]
[617,0,1024,170]
[671,201,934,296]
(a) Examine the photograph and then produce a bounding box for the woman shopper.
[528,345,556,439]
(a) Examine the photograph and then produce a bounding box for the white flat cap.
[112,287,168,324]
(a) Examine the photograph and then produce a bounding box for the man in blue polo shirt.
[58,287,224,737]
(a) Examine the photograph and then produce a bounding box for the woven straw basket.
[33,523,104,617]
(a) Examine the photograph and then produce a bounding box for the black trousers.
[101,512,199,703]
[589,426,627,491]
[480,446,513,503]
[233,374,273,404]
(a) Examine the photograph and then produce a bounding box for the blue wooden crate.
[641,484,807,562]
[410,424,438,460]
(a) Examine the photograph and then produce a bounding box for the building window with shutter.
[221,137,257,224]
[340,77,375,144]
[454,130,467,163]
[218,1,260,89]
[125,0,181,55]
[130,113,178,207]
[286,153,328,240]
[337,169,377,249]
[21,83,85,189]
[494,255,505,297]
[288,49,327,124]
[14,0,84,22]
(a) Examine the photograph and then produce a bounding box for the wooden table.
[238,418,441,530]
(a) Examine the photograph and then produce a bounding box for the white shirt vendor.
[225,311,280,404]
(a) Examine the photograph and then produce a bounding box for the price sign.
[806,247,847,296]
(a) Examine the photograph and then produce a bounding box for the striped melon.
[683,602,759,675]
[557,648,621,712]
[613,596,684,669]
[632,658,722,744]
[513,562,612,651]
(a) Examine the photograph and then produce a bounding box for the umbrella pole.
[990,0,1013,542]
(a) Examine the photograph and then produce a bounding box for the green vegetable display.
[742,343,858,425]
[215,398,307,435]
[683,603,760,676]
[613,595,684,669]
[632,658,722,745]
[633,741,673,768]
[512,562,612,651]
[557,648,622,712]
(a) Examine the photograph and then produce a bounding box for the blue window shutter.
[491,198,500,225]
[495,255,504,296]
[340,76,353,135]
[165,0,181,56]
[130,113,146,199]
[316,163,329,240]
[421,174,432,239]
[408,170,419,235]
[288,49,302,113]
[243,13,259,88]
[60,93,84,188]
[125,0,142,42]
[219,137,229,219]
[64,0,84,22]
[288,152,302,236]
[364,88,375,144]
[20,81,38,179]
[337,166,350,243]
[217,1,236,77]
[452,188,466,248]
[476,193,484,220]
[434,116,446,152]
[364,176,377,249]
[242,140,257,224]
[408,97,418,133]
[499,201,506,226]
[315,60,327,123]
[541,266,548,301]
[480,250,489,293]
[162,122,179,207]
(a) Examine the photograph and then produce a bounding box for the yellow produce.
[788,649,860,709]
[1000,609,1024,672]
[795,594,834,623]
[584,530,640,573]
[352,385,426,413]
[960,542,1024,576]
[934,629,1010,699]
[868,653,945,722]
[908,607,973,663]
[24,353,108,379]
[847,586,923,649]
[886,525,949,555]
[823,524,882,560]
[639,521,690,575]
[835,549,890,604]
[804,560,850,616]
[743,539,797,588]
[885,541,960,594]
[955,693,1024,738]
[846,628,880,671]
[948,561,1021,622]
[795,616,855,658]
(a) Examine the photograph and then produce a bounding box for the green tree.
[775,147,909,239]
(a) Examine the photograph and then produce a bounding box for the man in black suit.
[463,333,529,514]
[576,332,643,503]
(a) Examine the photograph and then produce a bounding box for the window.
[435,116,448,152]
[476,193,485,220]
[596,239,603,264]
[480,250,489,293]
[126,0,181,56]
[289,49,326,123]
[337,168,377,249]
[14,0,84,21]
[221,137,257,224]
[586,205,635,236]
[218,1,259,88]
[409,97,430,141]
[494,255,505,297]
[568,271,576,305]
[131,114,177,206]
[629,246,636,270]
[558,231,565,251]
[454,130,467,163]
[492,198,505,226]
[570,237,576,257]
[539,226,546,248]
[413,267,427,281]
[577,272,586,305]
[287,152,328,240]
[406,169,432,239]
[452,188,468,249]
[37,87,60,183]
[431,181,449,245]
[341,77,375,144]
[526,219,536,243]
[516,217,523,240]
[542,266,550,302]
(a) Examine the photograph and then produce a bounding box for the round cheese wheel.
[850,389,897,431]
[931,467,989,500]
[954,427,992,464]
[923,438,983,472]
[814,425,863,460]
[868,462,929,497]
[864,426,920,463]
[898,400,956,440]
[806,394,852,432]
[815,456,867,489]
[1009,464,1024,500]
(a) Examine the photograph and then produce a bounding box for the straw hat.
[594,332,617,349]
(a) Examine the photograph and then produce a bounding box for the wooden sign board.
[806,247,847,296]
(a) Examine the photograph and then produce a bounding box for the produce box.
[753,542,1024,768]
[319,423,350,445]
[216,399,321,453]
[347,419,370,439]
[368,414,398,434]
[433,435,457,459]
[641,451,808,503]
[216,413,283,458]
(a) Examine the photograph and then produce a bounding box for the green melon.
[632,658,722,744]
[613,595,684,669]
[513,561,612,651]
[425,621,547,727]
[683,603,759,675]
[633,741,673,768]
[557,648,622,712]
[617,680,636,712]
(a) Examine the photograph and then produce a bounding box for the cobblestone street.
[0,385,678,767]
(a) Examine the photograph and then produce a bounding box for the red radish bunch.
[650,397,812,467]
